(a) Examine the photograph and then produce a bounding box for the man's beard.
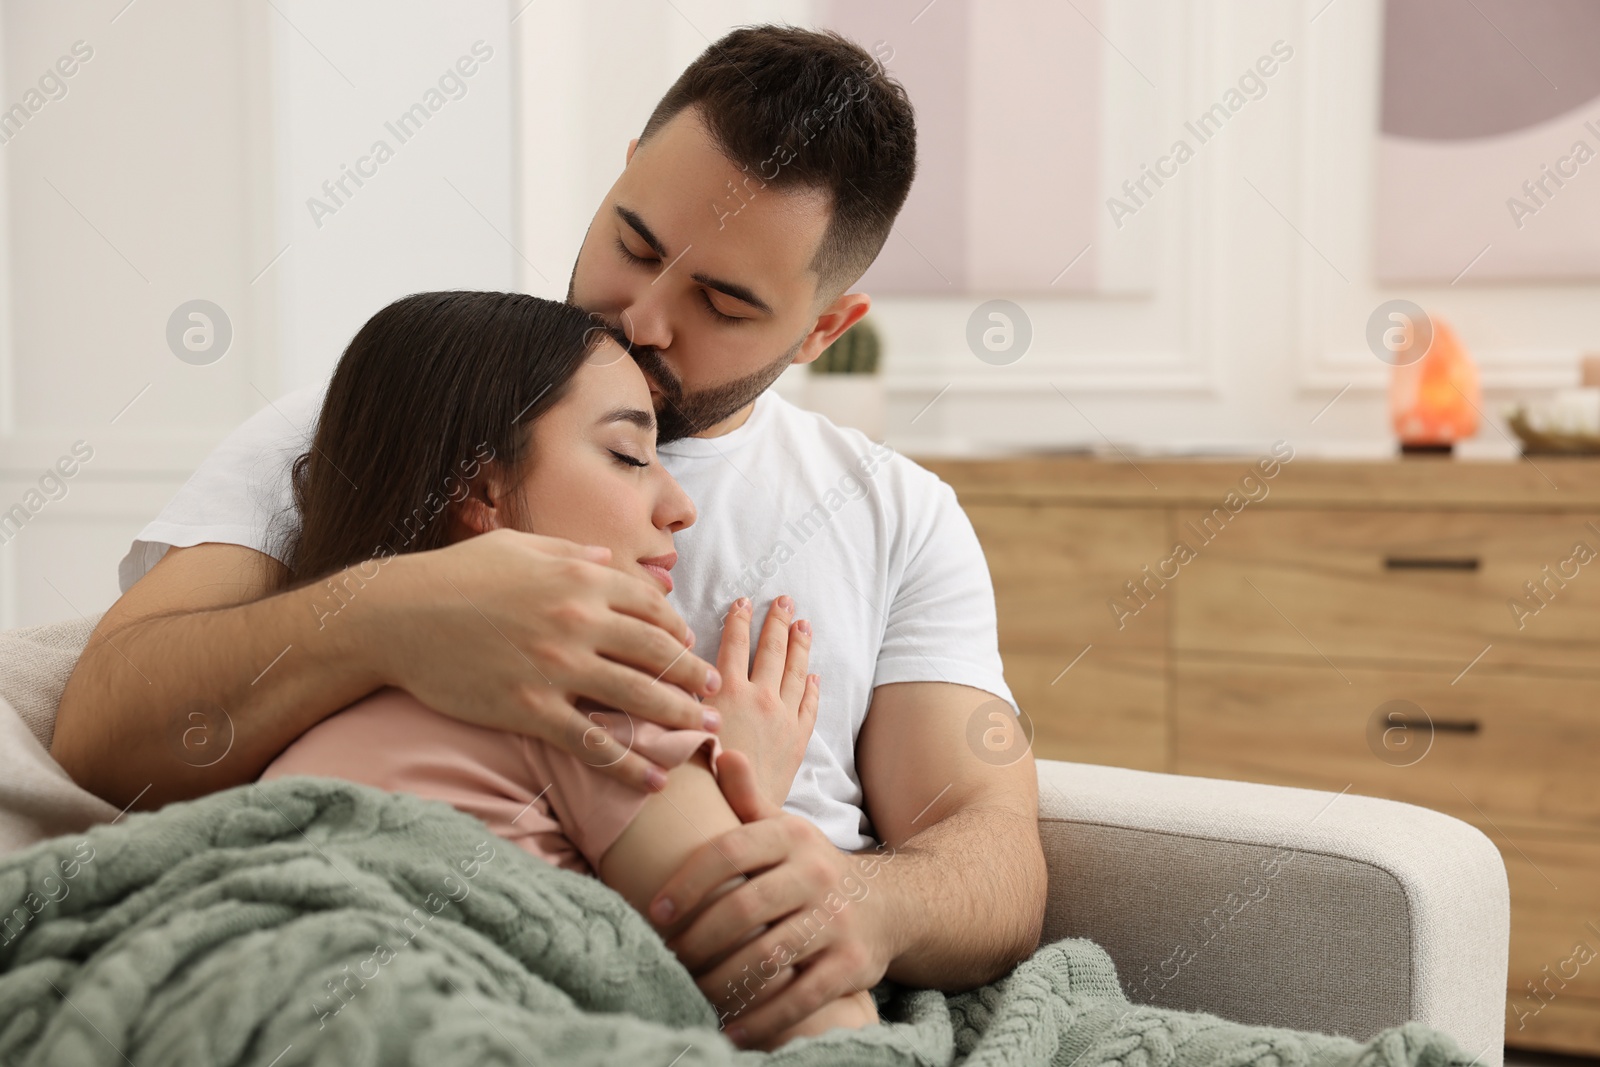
[632,338,800,443]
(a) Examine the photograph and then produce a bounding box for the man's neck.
[694,400,757,438]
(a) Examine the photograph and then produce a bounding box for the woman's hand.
[704,595,819,809]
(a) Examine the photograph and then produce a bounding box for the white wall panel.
[509,0,1598,457]
[6,0,1598,626]
[1,0,519,625]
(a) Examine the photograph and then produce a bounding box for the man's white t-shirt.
[119,384,1015,852]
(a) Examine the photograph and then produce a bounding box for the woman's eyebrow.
[600,407,656,431]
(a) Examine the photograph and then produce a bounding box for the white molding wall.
[3,0,1596,625]
[514,0,1600,456]
[0,0,516,626]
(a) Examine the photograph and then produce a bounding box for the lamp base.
[1399,442,1455,456]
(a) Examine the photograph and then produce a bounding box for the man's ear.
[793,292,872,368]
[447,460,516,540]
[625,137,640,165]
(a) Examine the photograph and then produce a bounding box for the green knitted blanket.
[0,776,1472,1067]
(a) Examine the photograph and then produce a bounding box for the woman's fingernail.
[704,668,721,694]
[733,597,750,615]
[777,595,794,613]
[685,628,696,648]
[727,1026,748,1046]
[645,767,669,791]
[652,897,675,923]
[795,618,811,637]
[702,709,722,732]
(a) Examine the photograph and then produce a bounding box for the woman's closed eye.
[609,448,649,469]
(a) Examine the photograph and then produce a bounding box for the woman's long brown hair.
[266,290,608,594]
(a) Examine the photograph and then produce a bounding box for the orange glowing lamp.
[1390,317,1479,453]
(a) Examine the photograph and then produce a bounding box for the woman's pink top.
[259,685,722,876]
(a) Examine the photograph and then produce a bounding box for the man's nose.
[620,289,673,352]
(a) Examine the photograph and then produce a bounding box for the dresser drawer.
[1005,649,1166,772]
[1508,996,1600,1057]
[968,504,1169,653]
[1494,828,1600,1053]
[1173,660,1600,831]
[1174,509,1600,670]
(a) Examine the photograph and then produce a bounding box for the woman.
[257,290,877,1048]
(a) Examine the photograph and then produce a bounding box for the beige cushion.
[0,611,104,751]
[0,692,118,855]
[0,612,119,855]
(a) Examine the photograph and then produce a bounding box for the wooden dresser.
[918,452,1600,1056]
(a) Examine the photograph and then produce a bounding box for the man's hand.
[703,595,819,809]
[640,681,1046,1051]
[644,749,898,1049]
[54,529,721,809]
[372,528,721,792]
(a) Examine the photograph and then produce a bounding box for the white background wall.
[2,0,1597,625]
[0,0,515,626]
[527,0,1597,458]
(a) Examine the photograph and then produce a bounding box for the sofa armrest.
[1035,759,1508,1065]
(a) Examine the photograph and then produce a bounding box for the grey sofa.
[2,614,1509,1062]
[1037,760,1506,1064]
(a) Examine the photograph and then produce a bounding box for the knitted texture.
[0,776,1474,1066]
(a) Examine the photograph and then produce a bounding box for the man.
[53,26,1046,1047]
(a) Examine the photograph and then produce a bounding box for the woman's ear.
[446,460,514,541]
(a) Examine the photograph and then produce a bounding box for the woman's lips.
[639,553,676,593]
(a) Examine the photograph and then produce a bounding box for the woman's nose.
[657,472,696,533]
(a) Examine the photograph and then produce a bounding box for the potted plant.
[805,316,885,439]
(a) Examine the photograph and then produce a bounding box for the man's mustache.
[585,316,683,401]
[622,341,684,402]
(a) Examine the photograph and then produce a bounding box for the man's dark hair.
[638,26,916,301]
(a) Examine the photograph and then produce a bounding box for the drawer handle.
[1390,716,1481,734]
[1383,556,1480,571]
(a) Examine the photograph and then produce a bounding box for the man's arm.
[644,680,1046,1047]
[852,680,1046,989]
[52,529,719,811]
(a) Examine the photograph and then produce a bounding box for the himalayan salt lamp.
[1390,317,1479,454]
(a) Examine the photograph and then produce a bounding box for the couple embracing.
[53,25,1046,1052]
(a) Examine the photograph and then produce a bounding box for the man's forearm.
[53,562,388,811]
[859,803,1047,990]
